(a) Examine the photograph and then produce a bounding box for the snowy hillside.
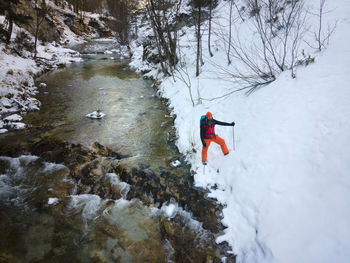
[131,0,350,262]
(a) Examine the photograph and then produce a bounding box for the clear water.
[33,55,177,166]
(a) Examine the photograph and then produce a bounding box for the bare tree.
[234,0,245,22]
[146,0,181,75]
[208,0,214,57]
[0,0,31,44]
[194,0,202,77]
[32,0,48,59]
[219,0,308,92]
[227,0,234,65]
[174,66,195,106]
[306,0,337,51]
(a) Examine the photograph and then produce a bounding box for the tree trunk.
[208,0,213,57]
[196,4,201,77]
[34,20,39,59]
[227,0,233,65]
[5,19,13,44]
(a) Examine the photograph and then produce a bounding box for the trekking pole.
[232,126,235,151]
[203,164,206,175]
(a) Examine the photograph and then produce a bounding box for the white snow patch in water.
[86,111,106,119]
[47,197,59,205]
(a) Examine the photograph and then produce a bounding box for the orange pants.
[202,135,229,162]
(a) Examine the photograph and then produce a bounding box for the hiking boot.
[224,152,229,156]
[202,161,207,165]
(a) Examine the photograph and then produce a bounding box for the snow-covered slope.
[131,0,350,262]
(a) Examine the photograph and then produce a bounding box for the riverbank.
[0,38,83,133]
[0,0,117,134]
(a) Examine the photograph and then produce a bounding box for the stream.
[0,40,235,263]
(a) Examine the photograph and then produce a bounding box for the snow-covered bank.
[0,36,82,132]
[131,0,350,262]
[0,0,117,133]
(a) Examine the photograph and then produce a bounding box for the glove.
[203,141,206,147]
[231,121,235,126]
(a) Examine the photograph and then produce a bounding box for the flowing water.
[3,48,180,170]
[0,41,233,262]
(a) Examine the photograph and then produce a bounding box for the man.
[200,112,235,165]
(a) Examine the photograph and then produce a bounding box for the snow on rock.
[47,197,59,206]
[170,160,181,167]
[4,114,23,122]
[161,203,178,219]
[0,129,8,134]
[86,111,106,119]
[38,83,47,88]
[0,97,12,108]
[9,122,26,130]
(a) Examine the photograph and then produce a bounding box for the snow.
[130,0,350,262]
[161,203,178,219]
[38,83,47,88]
[47,197,59,205]
[0,129,8,134]
[85,111,106,119]
[170,160,181,167]
[9,122,26,130]
[4,114,23,122]
[0,97,12,108]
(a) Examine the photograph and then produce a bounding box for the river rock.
[160,215,222,263]
[38,83,47,88]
